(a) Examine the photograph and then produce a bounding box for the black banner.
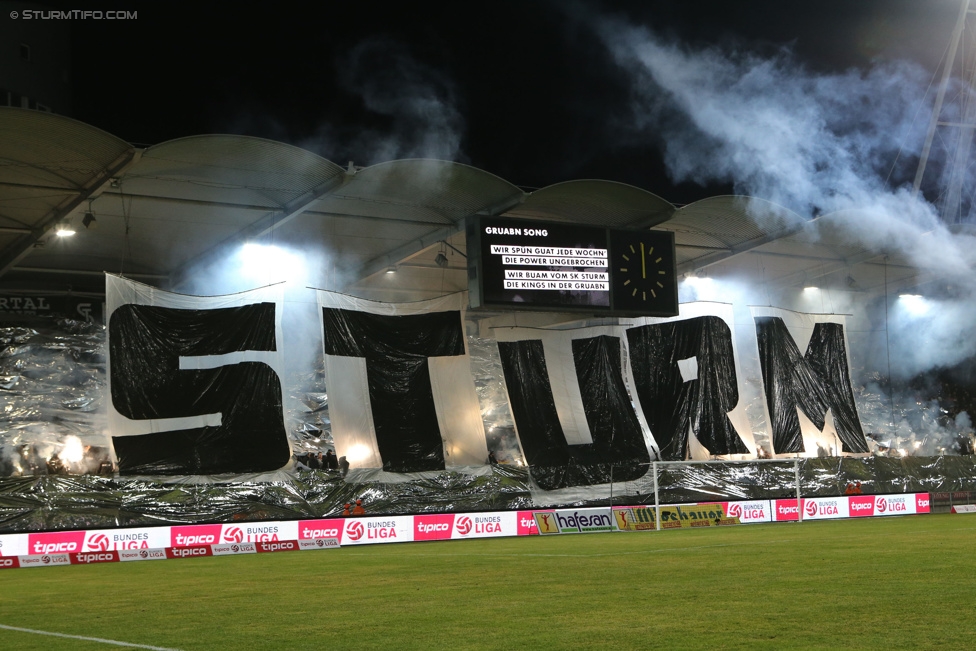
[109,303,290,475]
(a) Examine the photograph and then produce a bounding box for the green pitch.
[1,514,974,650]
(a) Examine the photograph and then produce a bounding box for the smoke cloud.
[583,11,976,452]
[292,37,467,166]
[592,15,976,273]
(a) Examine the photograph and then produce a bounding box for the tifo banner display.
[316,291,488,476]
[658,504,738,529]
[106,275,290,476]
[106,274,874,507]
[751,307,869,456]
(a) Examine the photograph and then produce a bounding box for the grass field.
[1,513,974,650]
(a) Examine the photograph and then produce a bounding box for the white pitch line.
[340,538,795,558]
[0,624,182,651]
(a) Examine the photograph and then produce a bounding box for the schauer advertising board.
[466,217,677,317]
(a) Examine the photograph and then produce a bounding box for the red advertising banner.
[916,493,930,513]
[255,540,299,553]
[848,495,875,517]
[298,519,345,541]
[165,545,213,560]
[70,551,119,565]
[27,530,86,555]
[170,525,222,548]
[414,514,456,541]
[517,510,539,536]
[773,499,800,522]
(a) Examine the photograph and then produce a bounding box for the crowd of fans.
[295,449,340,471]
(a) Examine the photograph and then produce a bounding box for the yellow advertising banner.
[533,511,560,534]
[613,506,657,531]
[658,504,739,529]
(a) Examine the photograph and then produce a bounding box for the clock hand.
[641,242,646,279]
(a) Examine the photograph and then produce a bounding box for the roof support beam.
[675,220,810,276]
[765,250,882,288]
[11,266,167,280]
[0,148,141,279]
[345,191,526,290]
[96,190,463,228]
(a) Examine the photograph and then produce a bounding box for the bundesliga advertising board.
[0,497,933,570]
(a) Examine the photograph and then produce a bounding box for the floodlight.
[434,252,449,268]
[897,294,929,316]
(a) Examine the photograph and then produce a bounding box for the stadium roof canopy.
[0,108,932,306]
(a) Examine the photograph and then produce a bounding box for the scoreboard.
[466,217,678,317]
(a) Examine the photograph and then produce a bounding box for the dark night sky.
[49,0,964,204]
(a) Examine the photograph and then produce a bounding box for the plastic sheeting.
[495,326,653,492]
[628,316,750,460]
[106,275,290,475]
[754,311,869,454]
[0,465,534,532]
[3,456,976,532]
[0,318,109,477]
[316,291,488,474]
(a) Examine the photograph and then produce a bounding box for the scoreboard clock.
[608,229,677,314]
[467,217,677,317]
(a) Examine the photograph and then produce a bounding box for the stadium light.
[897,294,929,316]
[238,243,307,285]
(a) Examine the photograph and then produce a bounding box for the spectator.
[325,449,338,470]
[342,503,351,517]
[352,499,366,516]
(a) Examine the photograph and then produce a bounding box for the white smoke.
[327,37,466,164]
[585,13,976,451]
[593,17,976,272]
[597,23,925,211]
